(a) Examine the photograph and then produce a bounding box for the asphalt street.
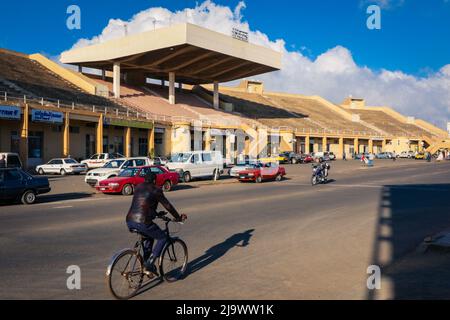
[1,159,449,300]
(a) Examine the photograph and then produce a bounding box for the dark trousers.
[127,221,167,259]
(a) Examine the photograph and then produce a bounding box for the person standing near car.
[0,155,6,168]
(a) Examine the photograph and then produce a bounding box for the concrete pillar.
[63,113,70,157]
[339,137,344,160]
[368,139,374,154]
[113,62,121,99]
[305,136,310,154]
[171,123,191,153]
[280,131,294,152]
[125,127,132,157]
[20,104,29,169]
[204,129,212,151]
[169,72,176,105]
[382,139,387,152]
[322,136,328,152]
[96,115,104,154]
[213,81,220,110]
[354,138,359,155]
[148,128,155,158]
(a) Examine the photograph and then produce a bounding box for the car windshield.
[65,159,78,164]
[171,153,192,163]
[119,168,139,177]
[103,160,125,168]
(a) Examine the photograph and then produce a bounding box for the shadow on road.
[368,183,450,299]
[37,192,94,204]
[136,229,255,297]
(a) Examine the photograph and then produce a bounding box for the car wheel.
[21,190,36,205]
[163,180,172,192]
[122,184,134,196]
[38,168,45,175]
[183,172,192,183]
[256,176,263,183]
[275,174,282,182]
[60,169,67,176]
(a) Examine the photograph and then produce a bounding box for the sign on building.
[0,105,21,120]
[232,28,249,42]
[32,109,63,123]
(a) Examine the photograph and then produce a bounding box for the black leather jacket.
[126,182,181,225]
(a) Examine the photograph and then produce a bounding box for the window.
[99,154,106,160]
[7,155,21,168]
[28,131,43,159]
[150,167,163,174]
[104,160,124,168]
[64,159,78,164]
[134,159,146,167]
[48,160,56,165]
[122,160,132,168]
[139,138,148,157]
[90,154,99,160]
[54,160,63,165]
[5,170,22,181]
[202,153,212,162]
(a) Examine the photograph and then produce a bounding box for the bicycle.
[106,212,188,300]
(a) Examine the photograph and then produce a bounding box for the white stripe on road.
[52,206,73,209]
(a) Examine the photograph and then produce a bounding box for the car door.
[45,159,57,173]
[150,166,165,186]
[54,159,63,173]
[3,169,24,200]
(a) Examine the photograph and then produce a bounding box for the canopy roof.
[60,23,282,85]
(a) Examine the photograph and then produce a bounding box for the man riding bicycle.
[126,171,187,276]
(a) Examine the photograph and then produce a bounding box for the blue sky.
[1,0,449,75]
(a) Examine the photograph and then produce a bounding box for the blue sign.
[32,109,63,123]
[0,105,21,120]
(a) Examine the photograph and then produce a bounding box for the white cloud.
[66,0,450,129]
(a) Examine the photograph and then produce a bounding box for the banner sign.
[32,109,63,123]
[0,105,21,120]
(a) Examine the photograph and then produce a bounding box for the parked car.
[81,153,125,170]
[238,162,286,183]
[0,168,50,205]
[36,158,87,175]
[399,151,415,159]
[376,152,391,159]
[301,154,314,164]
[229,163,262,177]
[166,151,224,183]
[85,157,151,187]
[96,166,179,195]
[278,152,304,164]
[415,153,425,160]
[0,152,22,168]
[312,152,331,162]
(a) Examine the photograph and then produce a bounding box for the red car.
[238,163,286,183]
[96,166,179,195]
[301,154,314,163]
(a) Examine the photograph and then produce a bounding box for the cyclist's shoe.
[143,256,158,277]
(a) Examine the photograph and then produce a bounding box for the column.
[169,72,176,105]
[63,112,70,157]
[171,123,191,153]
[354,138,359,155]
[204,129,212,151]
[20,104,29,169]
[213,81,220,110]
[305,136,310,154]
[148,128,155,158]
[113,62,121,99]
[339,137,344,160]
[124,127,131,157]
[382,139,387,152]
[368,139,374,154]
[322,136,327,152]
[96,114,104,154]
[280,131,294,152]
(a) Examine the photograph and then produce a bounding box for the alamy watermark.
[367,5,381,30]
[367,265,381,290]
[66,5,81,30]
[66,265,81,290]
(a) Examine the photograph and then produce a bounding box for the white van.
[166,151,224,183]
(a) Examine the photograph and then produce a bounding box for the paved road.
[1,160,449,299]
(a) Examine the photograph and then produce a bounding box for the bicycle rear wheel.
[159,239,188,283]
[107,250,144,300]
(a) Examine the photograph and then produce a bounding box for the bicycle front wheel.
[107,250,144,300]
[159,239,188,283]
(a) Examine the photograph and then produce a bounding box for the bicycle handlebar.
[157,211,185,224]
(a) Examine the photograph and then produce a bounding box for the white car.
[81,153,124,170]
[166,151,224,183]
[84,157,151,187]
[36,158,87,175]
[151,157,169,166]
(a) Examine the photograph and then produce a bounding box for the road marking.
[53,206,73,209]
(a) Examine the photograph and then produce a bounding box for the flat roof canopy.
[60,23,282,85]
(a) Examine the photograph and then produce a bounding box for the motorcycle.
[311,162,330,186]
